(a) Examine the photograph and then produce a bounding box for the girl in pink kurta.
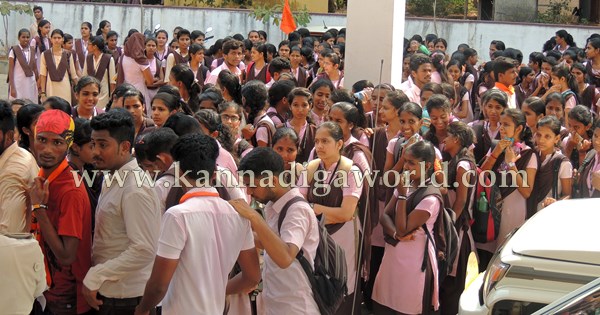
[373,141,440,314]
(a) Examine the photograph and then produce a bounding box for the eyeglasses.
[220,114,240,123]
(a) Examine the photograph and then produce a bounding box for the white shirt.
[399,76,422,104]
[262,188,320,315]
[83,159,162,298]
[204,62,243,85]
[0,234,46,315]
[157,187,254,315]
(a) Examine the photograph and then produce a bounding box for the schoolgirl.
[521,96,546,135]
[31,19,50,69]
[471,89,508,165]
[308,78,334,126]
[573,119,600,198]
[285,87,316,164]
[363,90,407,311]
[83,36,116,109]
[151,92,190,128]
[187,43,209,90]
[143,37,165,102]
[8,29,38,101]
[297,122,364,315]
[529,116,572,212]
[372,141,441,315]
[245,43,270,84]
[169,64,201,113]
[218,101,253,160]
[272,127,304,182]
[479,109,538,265]
[39,29,78,105]
[439,121,476,315]
[571,62,600,113]
[562,105,594,170]
[289,46,310,87]
[549,64,579,125]
[194,109,238,174]
[122,89,155,140]
[74,22,92,70]
[71,76,104,120]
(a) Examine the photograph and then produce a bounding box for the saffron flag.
[280,0,297,34]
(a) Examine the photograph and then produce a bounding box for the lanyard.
[179,191,220,204]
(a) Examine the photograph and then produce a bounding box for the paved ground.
[0,74,7,100]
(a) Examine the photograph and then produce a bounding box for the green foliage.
[407,0,466,16]
[179,0,217,7]
[250,2,311,27]
[536,0,573,24]
[1,1,32,55]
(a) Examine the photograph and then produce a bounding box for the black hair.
[309,78,335,94]
[152,92,182,112]
[268,57,292,77]
[440,83,456,104]
[190,30,205,41]
[232,33,244,41]
[239,147,285,176]
[297,28,310,38]
[16,104,44,150]
[386,90,410,112]
[562,48,577,62]
[36,20,50,52]
[536,115,562,136]
[242,80,269,125]
[421,82,443,97]
[17,28,30,40]
[134,127,178,163]
[457,43,470,51]
[568,104,594,127]
[523,96,546,116]
[424,95,451,145]
[409,54,432,72]
[317,121,344,145]
[223,39,243,55]
[156,29,168,40]
[266,43,278,59]
[163,112,202,137]
[482,88,509,108]
[433,38,448,50]
[529,52,544,70]
[33,5,43,12]
[425,33,438,44]
[90,35,108,53]
[90,108,135,150]
[258,30,267,41]
[446,121,475,183]
[272,127,299,149]
[546,50,562,61]
[171,64,201,112]
[43,97,71,116]
[552,64,580,99]
[405,141,436,179]
[252,43,268,63]
[269,80,296,108]
[106,83,136,110]
[503,48,523,65]
[81,22,92,33]
[72,118,92,147]
[571,62,586,75]
[171,133,219,179]
[493,57,516,82]
[278,40,291,50]
[176,29,191,40]
[300,46,315,64]
[545,92,565,109]
[198,88,225,111]
[157,85,181,99]
[518,66,534,83]
[63,33,74,45]
[50,29,64,41]
[0,100,14,134]
[288,31,301,42]
[463,48,477,59]
[502,108,534,148]
[399,102,423,119]
[330,101,366,131]
[351,80,374,93]
[330,89,354,104]
[556,29,576,47]
[218,101,244,121]
[490,40,506,51]
[106,30,119,40]
[96,20,110,36]
[217,70,242,105]
[194,109,235,153]
[75,76,102,94]
[431,51,450,83]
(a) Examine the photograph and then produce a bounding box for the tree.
[1,1,32,56]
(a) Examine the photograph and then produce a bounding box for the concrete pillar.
[344,0,405,89]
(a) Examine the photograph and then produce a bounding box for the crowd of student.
[2,4,600,315]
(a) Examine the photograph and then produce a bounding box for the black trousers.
[363,245,385,311]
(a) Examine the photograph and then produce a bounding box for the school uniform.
[83,53,116,109]
[575,150,600,198]
[262,188,320,315]
[40,49,78,105]
[121,55,151,113]
[8,45,38,101]
[189,62,210,91]
[30,36,49,71]
[157,187,254,314]
[285,120,316,164]
[372,189,440,314]
[245,61,270,84]
[74,38,89,69]
[528,151,572,211]
[399,76,421,104]
[252,114,276,147]
[205,62,243,86]
[292,66,310,88]
[163,49,188,83]
[297,158,363,314]
[471,121,501,165]
[266,107,286,128]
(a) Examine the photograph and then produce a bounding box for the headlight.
[482,253,510,297]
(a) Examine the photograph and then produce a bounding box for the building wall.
[494,0,537,22]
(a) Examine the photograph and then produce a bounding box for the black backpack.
[278,196,348,315]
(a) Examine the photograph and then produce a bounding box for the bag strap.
[277,196,307,233]
[551,157,563,200]
[420,194,444,272]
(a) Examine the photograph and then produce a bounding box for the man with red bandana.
[29,109,92,315]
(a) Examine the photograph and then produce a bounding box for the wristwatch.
[32,204,48,212]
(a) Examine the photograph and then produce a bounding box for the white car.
[459,199,600,315]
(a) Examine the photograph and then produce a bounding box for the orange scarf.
[179,191,220,204]
[495,82,515,96]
